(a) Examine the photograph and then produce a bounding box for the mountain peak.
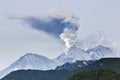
[56,46,92,64]
[87,45,114,60]
[87,45,112,52]
[22,53,43,58]
[19,53,50,62]
[94,45,110,49]
[23,53,37,56]
[0,53,59,78]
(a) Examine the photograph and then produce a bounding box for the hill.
[83,58,120,73]
[67,68,120,80]
[1,70,73,80]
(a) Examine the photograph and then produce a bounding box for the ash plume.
[19,7,80,50]
[53,8,80,50]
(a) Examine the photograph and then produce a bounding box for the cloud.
[78,32,108,49]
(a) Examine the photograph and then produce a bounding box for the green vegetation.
[67,68,120,80]
[80,58,120,73]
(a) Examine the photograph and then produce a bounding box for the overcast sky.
[0,0,120,70]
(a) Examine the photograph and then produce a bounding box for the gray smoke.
[18,8,80,50]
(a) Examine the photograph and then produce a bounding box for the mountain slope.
[56,58,120,71]
[67,68,120,80]
[56,46,92,64]
[56,45,117,64]
[87,45,115,60]
[1,58,120,80]
[0,45,119,78]
[56,60,95,70]
[1,70,73,80]
[0,53,59,78]
[81,58,120,73]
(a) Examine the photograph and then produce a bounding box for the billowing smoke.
[19,7,80,50]
[56,8,80,50]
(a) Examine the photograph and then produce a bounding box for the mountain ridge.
[56,60,95,71]
[1,58,120,80]
[0,45,120,78]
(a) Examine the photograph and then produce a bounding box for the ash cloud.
[19,8,80,50]
[22,16,68,38]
